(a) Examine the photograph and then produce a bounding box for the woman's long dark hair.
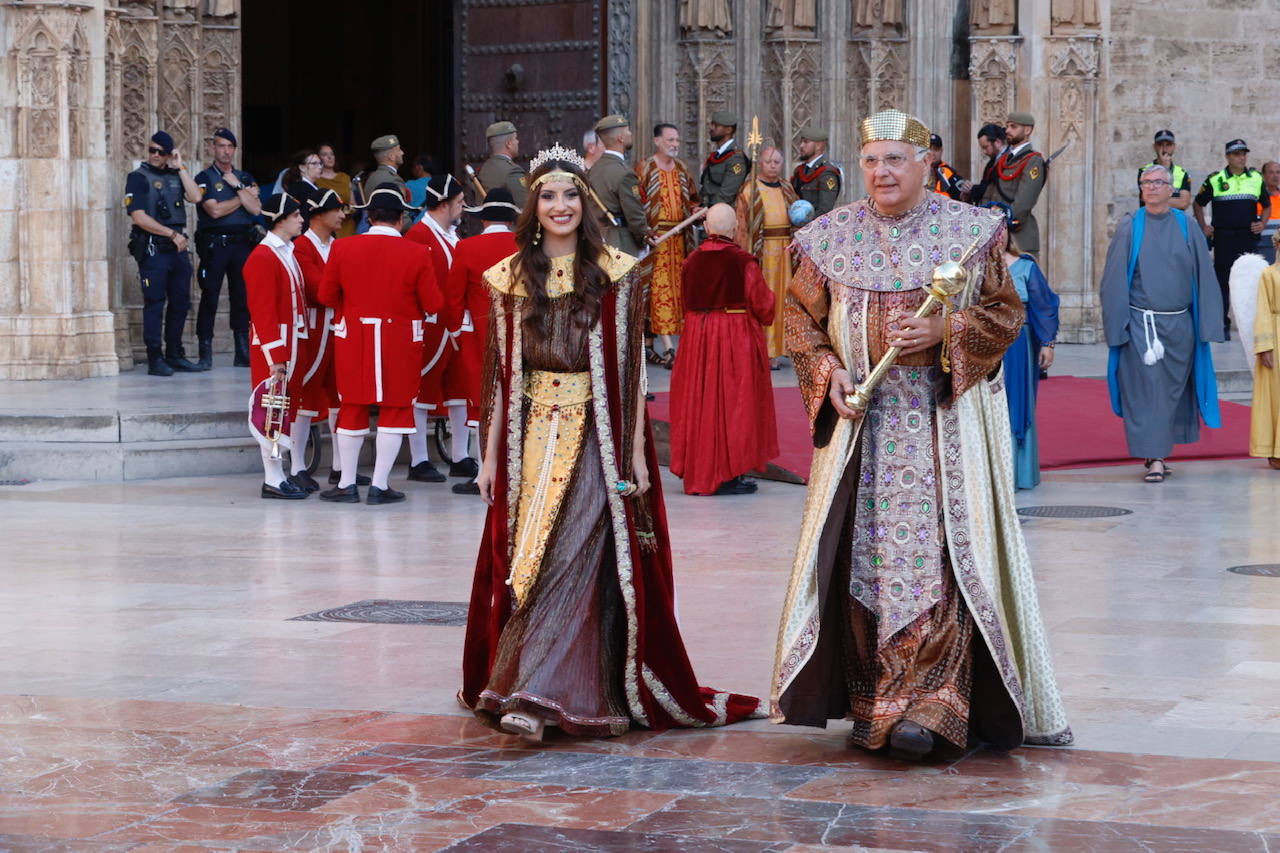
[282,148,317,190]
[512,159,611,340]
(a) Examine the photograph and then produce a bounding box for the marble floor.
[1,443,1279,849]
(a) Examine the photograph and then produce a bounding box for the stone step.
[0,408,248,443]
[0,437,262,481]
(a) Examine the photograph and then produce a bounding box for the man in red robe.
[669,203,778,495]
[445,188,519,495]
[245,192,308,499]
[405,173,466,484]
[318,187,443,505]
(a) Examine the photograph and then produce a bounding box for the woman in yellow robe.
[1251,236,1280,467]
[734,146,797,364]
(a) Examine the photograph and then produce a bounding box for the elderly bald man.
[668,203,778,496]
[772,109,1072,763]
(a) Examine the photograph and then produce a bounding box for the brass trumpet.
[261,373,291,460]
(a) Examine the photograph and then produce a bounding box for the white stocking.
[408,408,430,466]
[373,431,403,489]
[327,411,340,472]
[336,434,364,488]
[448,404,470,461]
[260,443,286,487]
[289,414,313,475]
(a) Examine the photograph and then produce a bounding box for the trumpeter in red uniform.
[404,173,467,483]
[317,187,443,505]
[244,191,309,499]
[443,187,520,494]
[668,203,778,495]
[287,187,356,492]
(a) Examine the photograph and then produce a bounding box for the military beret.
[799,126,828,142]
[150,131,174,154]
[710,110,738,127]
[485,121,517,139]
[370,134,401,153]
[594,114,630,133]
[213,127,237,146]
[1008,111,1036,127]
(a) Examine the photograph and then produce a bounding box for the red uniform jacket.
[318,227,443,406]
[405,218,463,410]
[292,230,339,412]
[448,228,518,418]
[244,233,307,392]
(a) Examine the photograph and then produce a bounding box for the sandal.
[660,349,676,369]
[1143,459,1166,483]
[499,711,546,743]
[645,347,664,367]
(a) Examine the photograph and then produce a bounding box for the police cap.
[1153,129,1176,144]
[213,127,238,147]
[150,131,174,154]
[1225,138,1249,154]
[929,133,943,149]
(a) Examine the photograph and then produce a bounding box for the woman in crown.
[458,146,760,740]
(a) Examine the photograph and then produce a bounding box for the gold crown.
[529,142,587,175]
[858,109,931,148]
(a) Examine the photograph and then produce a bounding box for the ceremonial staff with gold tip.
[746,116,763,215]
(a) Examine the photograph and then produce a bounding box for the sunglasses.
[148,147,167,155]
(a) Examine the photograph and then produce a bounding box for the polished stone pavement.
[1,399,1279,848]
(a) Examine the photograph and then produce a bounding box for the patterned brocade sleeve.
[946,238,1024,398]
[785,255,845,436]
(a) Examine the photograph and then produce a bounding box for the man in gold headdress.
[734,144,797,365]
[637,122,700,363]
[771,109,1072,762]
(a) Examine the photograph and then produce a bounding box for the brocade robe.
[637,157,697,335]
[773,196,1073,750]
[735,179,798,359]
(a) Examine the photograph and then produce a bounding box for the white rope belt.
[1131,304,1187,366]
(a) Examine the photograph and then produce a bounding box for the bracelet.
[1044,342,1055,348]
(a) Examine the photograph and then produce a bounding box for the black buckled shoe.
[289,471,321,493]
[451,480,481,495]
[327,469,371,486]
[888,721,934,763]
[262,480,308,500]
[449,457,480,479]
[166,354,204,373]
[366,485,406,505]
[407,460,446,483]
[319,484,360,503]
[712,476,759,496]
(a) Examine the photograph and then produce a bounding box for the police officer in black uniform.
[1194,138,1271,338]
[194,127,262,368]
[123,131,204,376]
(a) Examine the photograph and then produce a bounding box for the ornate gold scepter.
[844,234,985,414]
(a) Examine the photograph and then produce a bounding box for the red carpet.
[649,376,1253,483]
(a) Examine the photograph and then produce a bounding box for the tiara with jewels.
[529,142,586,174]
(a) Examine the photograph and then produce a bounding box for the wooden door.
[455,0,606,167]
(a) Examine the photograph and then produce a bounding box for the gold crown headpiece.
[858,109,931,149]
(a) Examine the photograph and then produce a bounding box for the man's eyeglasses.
[859,153,912,169]
[305,159,321,167]
[1139,179,1170,188]
[148,147,167,155]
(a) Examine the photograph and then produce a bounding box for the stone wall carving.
[12,9,91,160]
[764,40,821,159]
[158,26,197,154]
[971,0,1016,33]
[849,38,908,113]
[968,37,1019,127]
[677,39,736,164]
[200,25,237,141]
[767,0,817,32]
[680,0,732,37]
[608,0,634,115]
[119,20,157,161]
[853,0,904,28]
[1051,0,1100,31]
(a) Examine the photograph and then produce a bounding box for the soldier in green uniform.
[587,115,649,255]
[1138,130,1191,211]
[983,111,1047,258]
[700,110,750,207]
[791,126,842,215]
[363,133,408,198]
[478,121,528,208]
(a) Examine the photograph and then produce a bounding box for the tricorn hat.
[353,186,419,212]
[262,192,301,222]
[465,187,520,223]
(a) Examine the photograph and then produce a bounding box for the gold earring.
[534,223,542,245]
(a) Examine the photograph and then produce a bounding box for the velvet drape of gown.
[460,247,761,736]
[315,172,356,238]
[1250,266,1280,457]
[1002,255,1059,489]
[735,180,797,359]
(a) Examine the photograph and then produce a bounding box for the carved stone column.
[967,36,1020,176]
[0,1,117,379]
[676,30,737,167]
[1043,35,1100,342]
[764,2,820,162]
